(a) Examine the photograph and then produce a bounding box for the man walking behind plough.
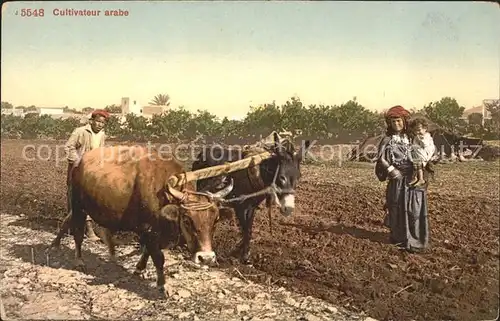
[64,109,110,241]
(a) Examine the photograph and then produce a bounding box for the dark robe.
[375,134,430,251]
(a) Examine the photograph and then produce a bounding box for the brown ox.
[50,145,233,292]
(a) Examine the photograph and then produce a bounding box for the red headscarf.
[385,105,410,133]
[385,105,410,119]
[91,109,110,119]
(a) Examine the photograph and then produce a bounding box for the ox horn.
[210,177,234,200]
[167,183,186,200]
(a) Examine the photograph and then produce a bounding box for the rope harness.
[177,192,215,248]
[178,191,217,211]
[165,176,219,248]
[167,173,218,211]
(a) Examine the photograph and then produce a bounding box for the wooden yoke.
[167,150,273,188]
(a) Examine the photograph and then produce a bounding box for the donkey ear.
[273,132,285,155]
[273,132,280,145]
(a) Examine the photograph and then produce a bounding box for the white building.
[37,106,66,116]
[121,97,142,116]
[120,97,168,119]
[1,108,24,117]
[461,99,496,126]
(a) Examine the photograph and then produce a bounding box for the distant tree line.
[1,96,499,142]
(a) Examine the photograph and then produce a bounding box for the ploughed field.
[1,139,499,321]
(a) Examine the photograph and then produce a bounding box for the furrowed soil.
[1,139,499,321]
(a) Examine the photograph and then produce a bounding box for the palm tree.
[149,94,171,106]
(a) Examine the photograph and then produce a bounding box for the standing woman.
[375,105,430,252]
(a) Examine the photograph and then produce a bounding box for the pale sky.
[1,1,499,119]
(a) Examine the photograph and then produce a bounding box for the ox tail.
[71,183,86,223]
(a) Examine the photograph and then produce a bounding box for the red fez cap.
[385,105,410,119]
[91,109,110,119]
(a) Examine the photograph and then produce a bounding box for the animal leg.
[241,207,257,264]
[49,213,72,249]
[142,232,165,292]
[102,228,117,261]
[71,196,86,271]
[134,239,150,275]
[231,206,247,256]
[134,248,149,275]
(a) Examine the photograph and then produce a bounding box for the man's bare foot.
[86,234,100,241]
[85,229,100,241]
[84,221,100,241]
[409,177,418,185]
